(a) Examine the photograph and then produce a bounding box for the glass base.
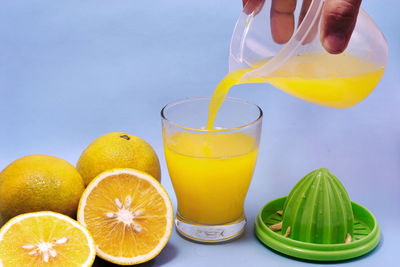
[175,212,247,243]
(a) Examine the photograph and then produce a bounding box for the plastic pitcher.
[229,0,388,108]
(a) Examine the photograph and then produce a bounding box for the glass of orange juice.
[161,97,262,243]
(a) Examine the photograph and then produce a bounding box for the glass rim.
[160,96,263,132]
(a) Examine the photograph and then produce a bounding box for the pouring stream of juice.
[206,53,385,129]
[165,53,383,224]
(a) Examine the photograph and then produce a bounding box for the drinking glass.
[161,97,262,243]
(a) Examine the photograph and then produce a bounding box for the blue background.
[1,1,399,266]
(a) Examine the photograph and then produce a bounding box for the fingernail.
[323,33,347,54]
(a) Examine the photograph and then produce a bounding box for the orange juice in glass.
[161,97,262,242]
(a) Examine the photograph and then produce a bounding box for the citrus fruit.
[76,132,161,186]
[0,155,85,224]
[77,168,173,265]
[0,211,96,266]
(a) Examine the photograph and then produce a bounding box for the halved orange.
[77,168,173,265]
[0,211,96,267]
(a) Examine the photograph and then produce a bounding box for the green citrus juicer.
[254,168,380,261]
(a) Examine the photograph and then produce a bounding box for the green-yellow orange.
[76,132,161,186]
[0,155,85,225]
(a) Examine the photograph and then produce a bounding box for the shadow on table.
[92,242,178,266]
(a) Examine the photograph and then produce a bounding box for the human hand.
[242,0,362,54]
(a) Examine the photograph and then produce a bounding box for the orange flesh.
[0,215,92,266]
[82,173,168,258]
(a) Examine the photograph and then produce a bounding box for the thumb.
[321,0,362,54]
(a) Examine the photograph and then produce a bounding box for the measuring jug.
[229,0,388,108]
